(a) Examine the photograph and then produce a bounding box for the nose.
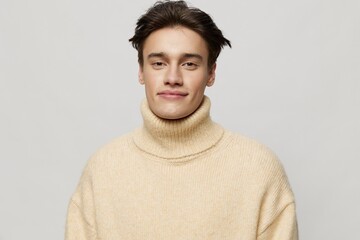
[164,65,183,86]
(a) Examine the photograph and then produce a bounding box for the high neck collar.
[132,96,224,160]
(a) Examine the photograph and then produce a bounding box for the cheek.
[144,68,164,81]
[143,71,158,85]
[187,72,209,90]
[143,72,164,96]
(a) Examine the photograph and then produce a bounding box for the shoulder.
[83,132,135,173]
[94,133,133,155]
[223,131,290,187]
[225,131,281,168]
[71,133,135,199]
[221,133,296,234]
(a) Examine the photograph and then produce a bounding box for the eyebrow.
[182,53,203,61]
[147,52,203,61]
[147,52,166,59]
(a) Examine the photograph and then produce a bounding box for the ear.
[138,64,145,85]
[206,63,216,87]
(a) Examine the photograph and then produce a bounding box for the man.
[65,1,298,239]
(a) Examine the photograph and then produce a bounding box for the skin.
[138,26,216,120]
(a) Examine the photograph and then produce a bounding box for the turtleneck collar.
[132,96,224,160]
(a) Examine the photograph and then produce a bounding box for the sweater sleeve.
[254,146,298,240]
[65,200,97,240]
[65,160,97,240]
[257,202,298,240]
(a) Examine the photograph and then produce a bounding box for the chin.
[158,112,187,120]
[155,108,190,120]
[150,101,198,120]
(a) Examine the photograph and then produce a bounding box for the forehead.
[142,26,209,59]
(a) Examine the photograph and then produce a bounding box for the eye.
[182,62,198,70]
[151,61,166,70]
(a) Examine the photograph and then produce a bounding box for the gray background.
[1,0,359,239]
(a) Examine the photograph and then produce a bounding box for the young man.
[65,1,298,239]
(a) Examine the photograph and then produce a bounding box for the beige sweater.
[65,97,298,240]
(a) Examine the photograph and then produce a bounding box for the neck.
[132,96,224,160]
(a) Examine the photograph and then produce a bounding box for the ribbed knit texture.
[133,96,224,160]
[66,96,298,240]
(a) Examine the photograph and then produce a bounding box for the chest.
[92,161,260,240]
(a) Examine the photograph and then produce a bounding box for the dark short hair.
[129,0,231,68]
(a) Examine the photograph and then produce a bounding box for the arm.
[65,199,97,240]
[253,148,298,240]
[257,202,298,240]
[65,161,97,240]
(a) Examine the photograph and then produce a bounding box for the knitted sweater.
[65,96,298,240]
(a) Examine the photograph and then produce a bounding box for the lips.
[157,90,188,96]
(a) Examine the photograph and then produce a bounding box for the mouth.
[157,90,188,99]
[157,90,188,97]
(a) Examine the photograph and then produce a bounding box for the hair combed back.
[129,0,231,67]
